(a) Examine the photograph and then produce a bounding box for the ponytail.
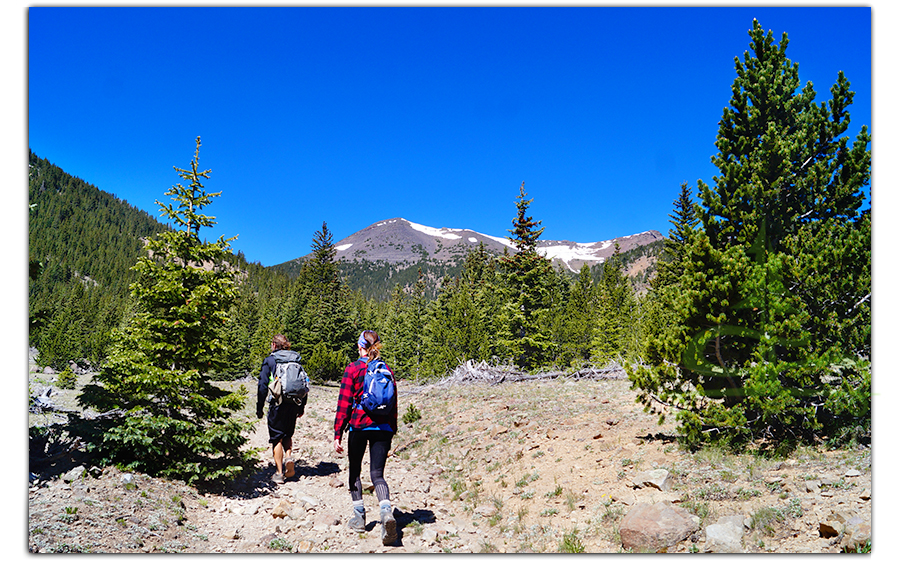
[359,330,382,361]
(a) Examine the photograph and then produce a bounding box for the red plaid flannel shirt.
[333,359,398,439]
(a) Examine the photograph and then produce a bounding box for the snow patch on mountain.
[479,233,517,250]
[537,243,608,269]
[407,220,463,240]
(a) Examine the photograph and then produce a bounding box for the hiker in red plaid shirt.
[333,330,398,545]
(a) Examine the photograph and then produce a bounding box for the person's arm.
[256,357,273,418]
[390,364,399,433]
[333,362,358,442]
[297,392,308,418]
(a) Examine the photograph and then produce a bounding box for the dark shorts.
[267,399,301,445]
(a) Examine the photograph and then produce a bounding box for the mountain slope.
[272,218,664,300]
[281,217,663,273]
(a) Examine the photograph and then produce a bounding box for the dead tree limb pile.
[432,360,626,388]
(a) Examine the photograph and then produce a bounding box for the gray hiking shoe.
[380,507,397,545]
[272,472,284,485]
[348,509,366,532]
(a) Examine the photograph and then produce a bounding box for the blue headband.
[358,332,368,349]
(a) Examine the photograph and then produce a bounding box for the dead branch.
[430,360,626,388]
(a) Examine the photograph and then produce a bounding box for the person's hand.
[333,438,343,454]
[256,407,263,419]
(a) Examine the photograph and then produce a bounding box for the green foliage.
[305,341,349,382]
[749,506,786,536]
[382,271,429,382]
[78,138,255,485]
[558,529,585,553]
[267,537,292,551]
[418,242,504,379]
[28,151,168,366]
[630,20,870,452]
[57,365,77,390]
[555,264,595,366]
[496,183,555,369]
[592,245,639,363]
[402,403,422,425]
[284,222,356,381]
[843,540,871,554]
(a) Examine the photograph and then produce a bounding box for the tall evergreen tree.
[78,138,255,484]
[642,183,701,359]
[558,264,597,367]
[497,183,555,369]
[630,21,871,450]
[592,245,637,362]
[382,270,428,381]
[656,182,700,287]
[287,222,354,381]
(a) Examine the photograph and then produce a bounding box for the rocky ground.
[28,356,872,554]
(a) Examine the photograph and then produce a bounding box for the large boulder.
[704,515,745,553]
[619,501,699,552]
[630,469,673,491]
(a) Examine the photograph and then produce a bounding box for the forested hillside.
[28,151,169,367]
[27,150,296,373]
[274,257,465,301]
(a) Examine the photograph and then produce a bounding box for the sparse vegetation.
[559,529,585,553]
[29,372,871,554]
[267,537,292,551]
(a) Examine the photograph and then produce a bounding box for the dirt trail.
[28,367,872,553]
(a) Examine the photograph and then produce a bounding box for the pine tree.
[641,183,701,360]
[287,222,354,381]
[630,21,871,451]
[382,270,428,381]
[78,138,255,484]
[497,183,555,369]
[656,182,700,288]
[592,245,637,363]
[558,264,596,367]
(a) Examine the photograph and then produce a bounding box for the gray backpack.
[268,350,310,406]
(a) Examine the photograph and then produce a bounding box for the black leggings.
[347,429,393,503]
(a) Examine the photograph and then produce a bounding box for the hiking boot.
[380,507,397,545]
[284,459,295,479]
[272,472,284,485]
[348,509,366,532]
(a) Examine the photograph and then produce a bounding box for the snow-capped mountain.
[325,218,663,273]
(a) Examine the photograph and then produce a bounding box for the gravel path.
[28,360,872,553]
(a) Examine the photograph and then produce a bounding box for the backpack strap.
[352,358,371,410]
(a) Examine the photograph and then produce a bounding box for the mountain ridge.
[281,217,664,273]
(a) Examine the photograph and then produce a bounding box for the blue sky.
[24,5,875,267]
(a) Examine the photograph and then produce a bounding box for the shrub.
[304,342,349,383]
[402,403,422,425]
[268,537,292,551]
[559,529,585,553]
[57,366,77,389]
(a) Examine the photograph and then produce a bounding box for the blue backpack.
[356,358,396,419]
